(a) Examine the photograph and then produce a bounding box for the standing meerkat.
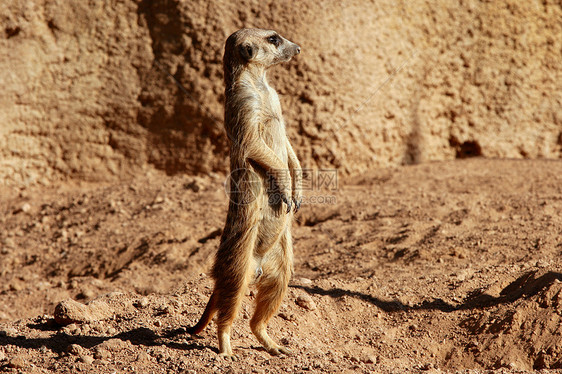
[186,28,303,358]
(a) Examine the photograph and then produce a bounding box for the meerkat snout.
[282,42,301,61]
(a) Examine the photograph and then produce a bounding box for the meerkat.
[186,29,303,358]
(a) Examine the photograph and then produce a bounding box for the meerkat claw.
[281,195,292,213]
[293,198,301,213]
[267,346,292,356]
[279,346,293,355]
[218,352,238,361]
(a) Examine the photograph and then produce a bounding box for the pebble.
[94,347,111,360]
[2,328,18,337]
[54,298,113,325]
[419,363,435,370]
[3,238,15,248]
[278,312,296,321]
[154,320,162,327]
[137,351,150,361]
[107,327,117,335]
[60,229,69,241]
[298,277,313,285]
[295,295,317,310]
[81,324,91,334]
[64,324,80,335]
[80,355,94,365]
[184,180,201,192]
[68,344,85,355]
[8,356,25,369]
[21,203,31,213]
[79,288,96,300]
[136,297,149,308]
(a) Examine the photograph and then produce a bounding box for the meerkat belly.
[261,85,288,164]
[254,209,289,257]
[262,117,288,164]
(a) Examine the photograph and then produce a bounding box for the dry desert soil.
[1,158,562,373]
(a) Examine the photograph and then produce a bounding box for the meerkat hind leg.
[217,324,238,360]
[250,237,293,355]
[215,234,259,358]
[216,286,246,359]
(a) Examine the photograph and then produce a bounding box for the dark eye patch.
[267,34,281,47]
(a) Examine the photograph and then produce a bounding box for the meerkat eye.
[267,34,281,47]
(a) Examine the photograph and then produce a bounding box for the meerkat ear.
[239,43,256,61]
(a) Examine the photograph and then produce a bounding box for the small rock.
[68,344,85,355]
[184,180,200,192]
[94,347,111,360]
[60,229,69,241]
[154,320,162,327]
[8,356,25,369]
[2,328,18,337]
[296,295,317,310]
[137,351,150,361]
[21,203,31,213]
[419,363,434,371]
[81,324,91,334]
[54,298,113,325]
[80,355,94,365]
[298,277,313,285]
[3,237,15,248]
[0,350,5,361]
[63,323,80,335]
[278,312,296,321]
[78,288,96,300]
[136,297,149,308]
[9,281,24,292]
[107,327,117,335]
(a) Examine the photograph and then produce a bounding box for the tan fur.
[186,29,302,358]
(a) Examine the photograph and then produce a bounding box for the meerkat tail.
[186,291,218,335]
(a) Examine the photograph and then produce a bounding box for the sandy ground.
[1,158,562,373]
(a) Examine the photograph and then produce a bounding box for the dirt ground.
[1,158,562,373]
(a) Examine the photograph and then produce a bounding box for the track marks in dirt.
[1,159,562,372]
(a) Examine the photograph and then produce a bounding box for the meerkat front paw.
[292,187,302,213]
[292,196,302,213]
[291,169,303,213]
[281,194,292,214]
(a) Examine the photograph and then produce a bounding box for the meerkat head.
[224,28,301,79]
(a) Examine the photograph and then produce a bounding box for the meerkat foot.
[278,346,292,355]
[266,345,292,356]
[218,352,238,361]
